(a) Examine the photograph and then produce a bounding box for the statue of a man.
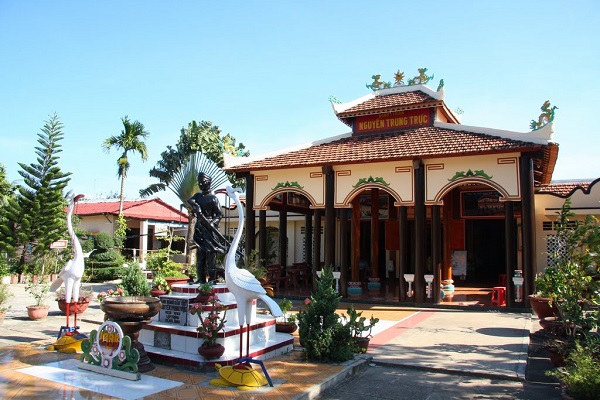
[188,172,226,283]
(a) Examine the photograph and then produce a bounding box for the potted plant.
[119,262,151,297]
[25,275,51,320]
[344,306,379,354]
[195,282,213,303]
[55,285,94,315]
[150,275,170,297]
[275,298,297,333]
[189,294,227,360]
[0,283,13,325]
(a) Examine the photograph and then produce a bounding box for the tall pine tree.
[0,113,71,270]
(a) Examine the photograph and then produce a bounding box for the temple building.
[225,70,598,308]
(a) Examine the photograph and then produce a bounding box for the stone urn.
[100,296,162,372]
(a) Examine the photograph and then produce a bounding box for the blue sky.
[1,1,598,208]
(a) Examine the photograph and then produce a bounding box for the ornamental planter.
[57,299,90,315]
[198,342,225,360]
[528,295,559,320]
[347,282,363,297]
[276,322,298,334]
[353,337,371,354]
[367,278,381,292]
[165,277,189,287]
[27,305,49,320]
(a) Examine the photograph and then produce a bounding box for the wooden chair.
[266,264,288,291]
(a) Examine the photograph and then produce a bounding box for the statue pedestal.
[139,283,293,368]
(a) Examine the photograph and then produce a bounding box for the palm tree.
[102,116,149,214]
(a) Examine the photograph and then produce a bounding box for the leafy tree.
[0,114,71,271]
[140,120,248,263]
[102,116,149,215]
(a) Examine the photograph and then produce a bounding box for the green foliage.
[145,248,186,277]
[244,249,267,279]
[297,266,354,362]
[0,257,10,278]
[0,284,13,313]
[85,232,125,281]
[0,114,71,268]
[114,213,128,249]
[119,262,150,296]
[536,198,600,337]
[548,338,600,399]
[94,232,115,251]
[278,298,296,324]
[344,306,380,339]
[102,116,149,215]
[25,275,51,307]
[152,275,170,292]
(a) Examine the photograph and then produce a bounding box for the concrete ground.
[0,282,562,399]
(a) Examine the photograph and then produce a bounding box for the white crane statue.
[224,186,282,360]
[50,194,86,333]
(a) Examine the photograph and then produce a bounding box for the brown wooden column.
[399,205,408,301]
[305,213,313,266]
[351,197,361,282]
[340,208,349,296]
[370,189,380,278]
[278,194,287,267]
[414,160,426,303]
[245,174,256,258]
[259,209,267,267]
[324,165,336,269]
[520,154,536,303]
[313,208,322,288]
[504,201,517,307]
[432,204,442,303]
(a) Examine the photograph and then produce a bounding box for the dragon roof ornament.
[366,67,438,91]
[530,100,558,131]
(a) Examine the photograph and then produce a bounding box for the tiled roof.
[73,198,188,222]
[227,126,544,171]
[337,91,438,117]
[537,178,600,198]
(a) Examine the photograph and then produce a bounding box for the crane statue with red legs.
[50,194,86,339]
[224,186,282,386]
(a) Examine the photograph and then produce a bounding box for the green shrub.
[0,284,13,312]
[119,263,150,296]
[549,340,600,399]
[297,266,354,362]
[86,232,125,279]
[94,232,115,251]
[84,266,126,282]
[146,248,186,277]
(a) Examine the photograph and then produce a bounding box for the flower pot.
[367,278,381,291]
[150,288,167,297]
[165,277,189,287]
[27,305,49,320]
[57,299,90,315]
[198,342,225,360]
[528,295,559,320]
[353,337,370,354]
[276,322,298,334]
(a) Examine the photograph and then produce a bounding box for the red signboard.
[354,108,432,134]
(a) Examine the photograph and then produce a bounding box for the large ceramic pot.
[198,342,225,360]
[57,299,90,315]
[100,296,162,372]
[528,295,559,320]
[165,277,189,287]
[27,305,49,320]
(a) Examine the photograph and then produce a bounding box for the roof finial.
[365,74,391,91]
[408,68,434,85]
[530,100,558,131]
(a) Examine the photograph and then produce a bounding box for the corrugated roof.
[73,198,188,222]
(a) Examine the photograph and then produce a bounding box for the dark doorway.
[465,219,505,284]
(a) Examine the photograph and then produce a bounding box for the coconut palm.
[102,116,149,214]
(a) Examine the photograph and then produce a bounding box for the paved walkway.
[0,282,561,399]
